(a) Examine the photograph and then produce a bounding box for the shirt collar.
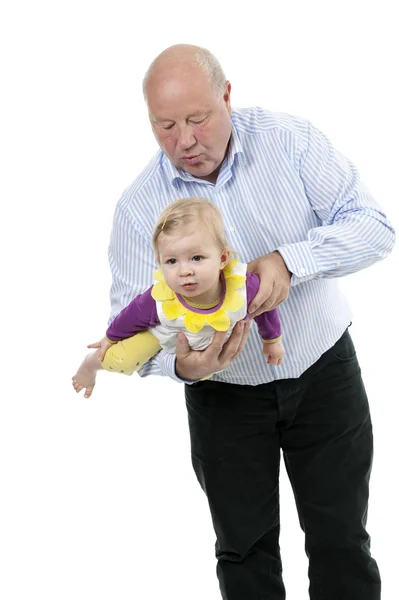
[162,117,246,188]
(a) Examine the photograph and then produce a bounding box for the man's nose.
[177,125,196,150]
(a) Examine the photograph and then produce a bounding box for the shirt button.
[230,226,235,232]
[335,260,341,266]
[300,267,306,275]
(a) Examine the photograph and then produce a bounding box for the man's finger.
[175,332,191,358]
[270,283,290,310]
[219,321,248,363]
[250,282,289,317]
[250,293,277,318]
[231,320,251,359]
[205,331,228,357]
[272,289,290,310]
[248,282,273,314]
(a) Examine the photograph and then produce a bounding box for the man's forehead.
[149,55,205,84]
[146,64,215,109]
[150,105,212,122]
[147,75,213,119]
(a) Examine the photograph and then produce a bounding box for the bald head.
[142,44,227,101]
[143,44,232,184]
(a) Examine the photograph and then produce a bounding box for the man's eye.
[192,256,203,262]
[191,119,205,125]
[163,124,174,130]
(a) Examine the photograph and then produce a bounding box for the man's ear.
[220,249,230,269]
[223,81,232,114]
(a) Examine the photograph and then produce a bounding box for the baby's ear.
[220,249,230,269]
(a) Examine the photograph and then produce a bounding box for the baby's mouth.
[182,283,197,289]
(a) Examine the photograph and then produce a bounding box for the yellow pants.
[101,330,162,375]
[101,329,213,380]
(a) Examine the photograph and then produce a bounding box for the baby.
[72,197,285,397]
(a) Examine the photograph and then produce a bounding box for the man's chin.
[182,163,219,182]
[180,160,206,173]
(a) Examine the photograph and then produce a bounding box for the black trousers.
[185,329,381,599]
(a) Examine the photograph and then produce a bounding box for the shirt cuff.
[276,241,319,286]
[158,350,197,385]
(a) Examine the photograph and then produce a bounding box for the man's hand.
[247,251,291,318]
[175,320,251,381]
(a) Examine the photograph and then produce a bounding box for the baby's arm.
[246,272,285,366]
[85,286,160,363]
[72,288,161,397]
[253,311,285,365]
[103,287,162,374]
[105,287,159,341]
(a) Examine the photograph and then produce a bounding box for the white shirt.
[108,107,395,385]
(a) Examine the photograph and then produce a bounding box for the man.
[108,44,395,599]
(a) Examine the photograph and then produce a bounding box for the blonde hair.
[152,197,234,262]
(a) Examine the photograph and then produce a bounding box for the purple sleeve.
[246,273,282,342]
[106,286,160,342]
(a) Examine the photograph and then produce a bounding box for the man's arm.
[248,121,395,317]
[276,120,395,287]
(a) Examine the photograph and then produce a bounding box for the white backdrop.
[1,1,398,598]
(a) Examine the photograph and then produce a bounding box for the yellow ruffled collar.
[151,258,246,334]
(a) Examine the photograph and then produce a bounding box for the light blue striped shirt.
[108,107,395,385]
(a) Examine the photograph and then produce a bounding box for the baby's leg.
[72,349,102,398]
[101,330,162,375]
[72,331,162,399]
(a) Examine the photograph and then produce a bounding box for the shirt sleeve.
[246,273,282,342]
[276,120,396,286]
[108,200,188,383]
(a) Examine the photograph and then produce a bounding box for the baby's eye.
[166,258,177,264]
[192,255,203,262]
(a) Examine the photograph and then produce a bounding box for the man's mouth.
[182,155,200,166]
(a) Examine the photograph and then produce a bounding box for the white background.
[1,1,398,598]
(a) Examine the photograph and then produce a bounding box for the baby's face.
[158,226,229,304]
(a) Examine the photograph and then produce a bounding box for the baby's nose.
[179,263,194,276]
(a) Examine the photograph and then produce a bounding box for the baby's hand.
[263,340,285,366]
[87,336,115,362]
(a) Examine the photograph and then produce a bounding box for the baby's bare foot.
[72,351,102,398]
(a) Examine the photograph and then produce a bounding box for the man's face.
[146,66,232,184]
